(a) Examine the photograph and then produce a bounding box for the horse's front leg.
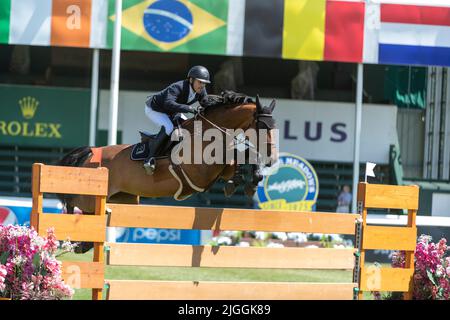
[221,164,246,197]
[244,164,263,197]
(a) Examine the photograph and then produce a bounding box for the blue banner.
[0,205,61,227]
[116,227,200,245]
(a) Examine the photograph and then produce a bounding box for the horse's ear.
[256,94,262,112]
[269,99,276,113]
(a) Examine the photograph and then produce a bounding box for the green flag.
[108,0,228,55]
[0,0,11,44]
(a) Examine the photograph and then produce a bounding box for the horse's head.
[254,95,278,167]
[196,92,277,168]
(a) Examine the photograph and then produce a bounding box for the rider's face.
[191,79,206,93]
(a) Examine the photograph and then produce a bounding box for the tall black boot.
[143,127,169,175]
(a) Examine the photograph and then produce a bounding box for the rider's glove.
[181,104,203,115]
[181,105,196,114]
[196,106,205,114]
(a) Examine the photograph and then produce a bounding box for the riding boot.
[143,127,170,175]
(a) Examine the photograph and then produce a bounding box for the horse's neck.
[182,104,255,131]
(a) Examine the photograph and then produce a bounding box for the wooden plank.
[38,213,106,242]
[107,204,359,234]
[362,225,417,250]
[61,261,104,289]
[362,183,419,210]
[106,280,356,300]
[39,164,108,196]
[31,163,43,232]
[107,243,356,269]
[93,195,106,300]
[359,267,414,292]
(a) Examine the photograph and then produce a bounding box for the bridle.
[195,107,276,165]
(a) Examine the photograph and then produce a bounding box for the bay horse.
[57,93,277,216]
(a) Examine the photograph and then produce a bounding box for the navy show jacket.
[146,79,207,116]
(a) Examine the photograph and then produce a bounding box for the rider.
[143,65,210,174]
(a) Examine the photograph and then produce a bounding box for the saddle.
[130,119,182,161]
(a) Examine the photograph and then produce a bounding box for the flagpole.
[352,63,364,214]
[108,0,122,147]
[89,48,99,147]
[106,0,122,243]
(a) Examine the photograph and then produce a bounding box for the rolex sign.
[0,85,90,147]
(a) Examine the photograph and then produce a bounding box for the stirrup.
[143,157,156,175]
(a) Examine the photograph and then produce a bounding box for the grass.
[59,249,365,300]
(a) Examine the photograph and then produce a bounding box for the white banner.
[259,99,398,164]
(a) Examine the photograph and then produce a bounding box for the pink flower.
[0,264,6,293]
[436,265,445,277]
[408,235,450,300]
[0,225,73,300]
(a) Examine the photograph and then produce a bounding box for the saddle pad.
[130,142,149,161]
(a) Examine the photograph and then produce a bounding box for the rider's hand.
[196,106,204,114]
[184,105,196,114]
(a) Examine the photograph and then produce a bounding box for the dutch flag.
[363,0,450,67]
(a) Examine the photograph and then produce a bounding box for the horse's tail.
[56,146,93,212]
[58,146,92,168]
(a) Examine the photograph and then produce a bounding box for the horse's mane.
[200,90,254,110]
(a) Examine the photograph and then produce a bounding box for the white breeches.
[144,104,173,134]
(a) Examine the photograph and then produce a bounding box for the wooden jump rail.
[30,163,418,300]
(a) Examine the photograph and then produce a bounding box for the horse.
[57,92,277,219]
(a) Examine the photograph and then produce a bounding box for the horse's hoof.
[244,183,256,198]
[224,180,236,197]
[74,242,94,254]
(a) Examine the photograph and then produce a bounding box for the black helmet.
[187,65,211,83]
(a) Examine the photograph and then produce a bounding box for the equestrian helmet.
[187,65,211,84]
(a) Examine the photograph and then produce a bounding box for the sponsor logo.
[19,96,39,119]
[118,228,182,243]
[256,153,319,211]
[0,97,62,139]
[0,207,18,226]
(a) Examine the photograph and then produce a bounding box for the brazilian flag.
[108,0,228,55]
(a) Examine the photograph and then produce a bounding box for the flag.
[283,0,326,61]
[243,0,284,58]
[226,0,245,56]
[242,0,364,62]
[324,0,365,62]
[0,0,108,48]
[364,2,450,67]
[282,0,364,62]
[365,162,376,182]
[7,0,52,46]
[109,0,228,54]
[0,0,11,43]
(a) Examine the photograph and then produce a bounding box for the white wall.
[432,193,450,217]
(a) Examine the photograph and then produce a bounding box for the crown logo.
[19,96,39,119]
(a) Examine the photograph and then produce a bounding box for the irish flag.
[364,1,450,66]
[0,0,108,48]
